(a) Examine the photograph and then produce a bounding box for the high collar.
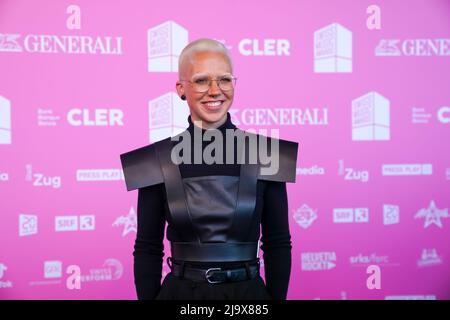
[187,112,236,133]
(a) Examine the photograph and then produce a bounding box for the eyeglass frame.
[178,75,238,93]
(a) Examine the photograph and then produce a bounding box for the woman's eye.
[220,78,232,83]
[194,79,208,85]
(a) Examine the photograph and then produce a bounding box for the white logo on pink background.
[415,201,448,228]
[25,164,61,189]
[66,265,81,290]
[296,165,325,176]
[314,23,352,73]
[44,261,62,279]
[0,263,7,279]
[333,208,369,223]
[385,295,436,300]
[301,252,336,271]
[375,39,450,56]
[382,164,432,176]
[19,214,38,236]
[412,107,432,124]
[76,169,124,182]
[338,160,369,182]
[0,263,13,288]
[80,259,123,282]
[238,39,290,56]
[37,108,61,126]
[227,107,329,126]
[417,249,443,268]
[352,91,390,141]
[147,21,188,72]
[0,34,22,52]
[113,207,137,237]
[293,204,318,229]
[55,215,95,232]
[0,33,122,54]
[148,92,190,143]
[366,265,381,289]
[383,204,400,225]
[438,106,450,123]
[67,108,124,126]
[0,95,12,144]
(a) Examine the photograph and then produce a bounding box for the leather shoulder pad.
[256,135,299,183]
[120,141,165,191]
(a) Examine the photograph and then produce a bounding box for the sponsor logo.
[0,263,13,288]
[80,259,123,282]
[333,208,369,223]
[293,204,318,229]
[383,204,400,225]
[55,215,95,232]
[229,108,329,126]
[338,160,369,182]
[0,95,11,144]
[385,295,436,300]
[44,261,62,279]
[19,214,38,236]
[148,92,190,142]
[352,92,390,141]
[0,33,123,55]
[67,108,124,126]
[417,249,442,267]
[301,252,337,271]
[26,164,62,188]
[296,165,325,176]
[147,21,188,72]
[113,207,137,237]
[382,164,432,176]
[238,39,290,56]
[76,169,124,181]
[314,23,352,73]
[415,201,448,228]
[375,39,450,56]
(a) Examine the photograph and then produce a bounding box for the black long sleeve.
[133,184,166,300]
[260,181,292,300]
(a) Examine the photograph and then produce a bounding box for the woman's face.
[176,51,234,129]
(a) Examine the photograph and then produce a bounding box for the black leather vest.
[120,129,298,263]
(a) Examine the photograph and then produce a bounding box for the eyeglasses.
[180,75,237,93]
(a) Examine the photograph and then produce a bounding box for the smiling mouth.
[202,100,224,110]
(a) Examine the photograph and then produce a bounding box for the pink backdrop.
[1,0,449,299]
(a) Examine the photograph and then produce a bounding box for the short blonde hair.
[178,38,233,78]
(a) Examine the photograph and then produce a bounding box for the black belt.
[170,260,260,284]
[170,242,259,262]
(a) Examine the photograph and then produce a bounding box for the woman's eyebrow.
[191,73,232,78]
[191,73,209,78]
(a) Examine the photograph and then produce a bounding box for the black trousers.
[155,272,272,300]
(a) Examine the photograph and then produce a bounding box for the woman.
[120,38,298,300]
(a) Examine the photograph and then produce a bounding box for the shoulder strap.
[120,142,164,191]
[233,129,298,183]
[154,138,198,241]
[257,137,299,183]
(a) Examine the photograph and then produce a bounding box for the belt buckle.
[205,268,222,284]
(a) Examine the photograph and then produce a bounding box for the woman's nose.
[208,80,221,95]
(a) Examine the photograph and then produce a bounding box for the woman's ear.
[175,81,185,100]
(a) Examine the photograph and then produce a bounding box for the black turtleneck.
[133,112,292,300]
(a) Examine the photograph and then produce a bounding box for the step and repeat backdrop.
[1,0,449,299]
